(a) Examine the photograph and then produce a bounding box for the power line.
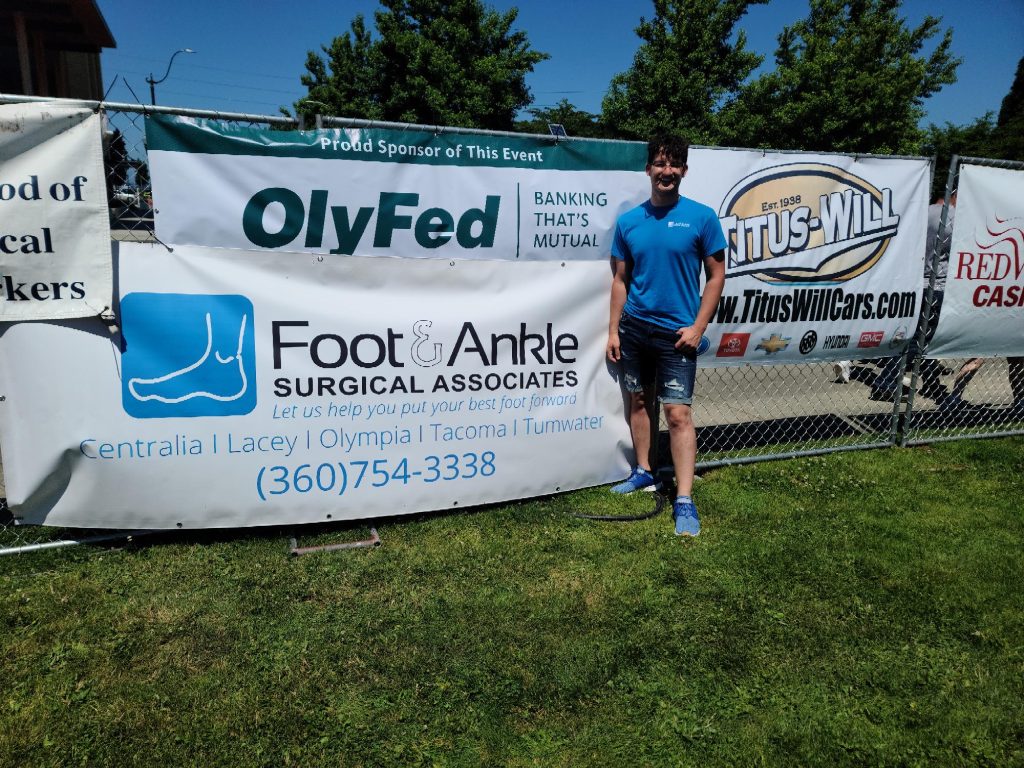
[112,70,301,96]
[113,83,294,112]
[104,52,302,82]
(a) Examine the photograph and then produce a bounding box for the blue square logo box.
[121,293,257,418]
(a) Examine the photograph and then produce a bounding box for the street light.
[146,48,195,105]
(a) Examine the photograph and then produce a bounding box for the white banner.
[929,164,1024,358]
[147,117,930,366]
[696,151,930,365]
[146,116,648,262]
[0,242,630,529]
[0,102,112,320]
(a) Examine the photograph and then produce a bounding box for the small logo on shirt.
[667,221,691,228]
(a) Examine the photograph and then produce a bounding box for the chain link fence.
[902,155,1024,446]
[1,98,1021,554]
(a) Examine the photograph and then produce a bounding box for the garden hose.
[572,490,668,522]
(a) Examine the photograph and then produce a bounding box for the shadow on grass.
[909,402,1024,433]
[1,490,579,560]
[695,412,892,455]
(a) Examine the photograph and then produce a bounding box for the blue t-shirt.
[612,197,727,331]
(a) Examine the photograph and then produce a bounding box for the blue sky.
[97,0,1023,129]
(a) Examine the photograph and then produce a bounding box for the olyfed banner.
[0,243,630,529]
[0,102,112,320]
[929,164,1024,358]
[147,117,930,366]
[146,115,648,262]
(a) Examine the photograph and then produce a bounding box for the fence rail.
[1,97,1021,554]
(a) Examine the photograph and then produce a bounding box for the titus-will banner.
[0,102,112,320]
[0,243,630,529]
[929,164,1024,358]
[694,150,930,365]
[147,117,930,366]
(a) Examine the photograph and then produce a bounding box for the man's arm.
[675,250,726,350]
[607,257,629,362]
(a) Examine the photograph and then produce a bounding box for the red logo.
[717,333,750,357]
[857,331,884,348]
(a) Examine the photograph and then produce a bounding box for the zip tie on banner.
[149,231,174,253]
[99,306,119,335]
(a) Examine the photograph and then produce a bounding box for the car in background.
[112,185,140,206]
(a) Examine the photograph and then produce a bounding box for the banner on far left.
[0,102,112,320]
[0,242,631,529]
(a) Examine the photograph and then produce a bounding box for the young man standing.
[606,134,726,537]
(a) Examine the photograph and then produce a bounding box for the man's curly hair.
[647,134,690,167]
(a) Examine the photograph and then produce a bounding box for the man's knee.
[628,390,647,415]
[663,403,693,431]
[629,387,656,411]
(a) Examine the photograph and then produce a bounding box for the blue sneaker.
[610,467,661,495]
[673,497,700,537]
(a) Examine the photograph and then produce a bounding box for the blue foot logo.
[121,293,257,418]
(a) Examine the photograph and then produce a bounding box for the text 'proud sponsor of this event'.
[0,102,112,320]
[0,244,630,528]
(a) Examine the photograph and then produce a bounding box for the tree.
[722,0,959,154]
[294,0,548,131]
[514,99,611,138]
[600,0,768,144]
[987,56,1024,161]
[298,15,383,122]
[921,116,995,200]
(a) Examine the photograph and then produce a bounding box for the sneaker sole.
[611,483,662,496]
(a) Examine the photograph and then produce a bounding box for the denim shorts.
[617,312,697,405]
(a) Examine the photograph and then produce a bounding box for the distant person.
[871,194,955,401]
[939,357,1024,413]
[606,133,726,537]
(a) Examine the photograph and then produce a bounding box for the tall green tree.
[298,15,382,121]
[295,0,547,130]
[922,116,995,200]
[987,56,1024,161]
[722,0,959,153]
[600,0,768,143]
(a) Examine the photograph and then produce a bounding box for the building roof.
[0,0,116,52]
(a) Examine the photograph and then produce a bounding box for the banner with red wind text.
[929,164,1024,358]
[0,242,631,529]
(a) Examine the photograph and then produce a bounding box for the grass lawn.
[2,438,1023,767]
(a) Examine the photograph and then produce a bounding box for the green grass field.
[2,438,1023,767]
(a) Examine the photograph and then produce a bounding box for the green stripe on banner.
[145,114,646,171]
